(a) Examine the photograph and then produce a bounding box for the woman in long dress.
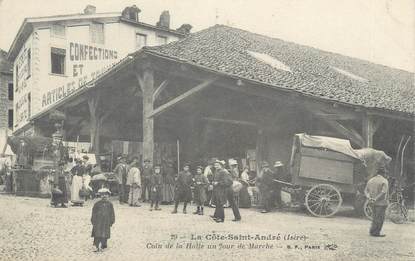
[70,159,85,205]
[127,159,141,207]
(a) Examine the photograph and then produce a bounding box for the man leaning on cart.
[364,166,389,237]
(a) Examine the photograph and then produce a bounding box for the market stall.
[7,136,57,197]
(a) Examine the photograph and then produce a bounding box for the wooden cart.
[280,133,368,217]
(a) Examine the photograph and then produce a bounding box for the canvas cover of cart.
[286,133,386,217]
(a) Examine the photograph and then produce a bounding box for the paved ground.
[0,195,414,261]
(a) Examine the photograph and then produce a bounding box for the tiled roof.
[145,25,415,116]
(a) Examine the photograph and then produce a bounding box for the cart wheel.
[305,184,342,217]
[363,200,374,220]
[387,203,408,224]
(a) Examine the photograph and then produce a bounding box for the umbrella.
[7,136,53,154]
[91,172,118,183]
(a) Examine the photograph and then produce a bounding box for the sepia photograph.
[0,0,414,260]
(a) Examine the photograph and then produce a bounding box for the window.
[8,110,13,129]
[27,49,31,79]
[157,35,168,45]
[51,47,66,75]
[15,65,19,91]
[90,22,105,44]
[51,24,66,38]
[8,83,13,100]
[135,33,147,50]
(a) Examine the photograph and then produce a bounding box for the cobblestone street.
[0,195,414,261]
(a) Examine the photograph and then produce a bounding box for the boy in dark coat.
[172,163,193,214]
[150,165,163,211]
[211,160,234,222]
[91,188,115,252]
[193,166,209,215]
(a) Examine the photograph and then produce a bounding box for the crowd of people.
[50,155,94,208]
[111,155,288,217]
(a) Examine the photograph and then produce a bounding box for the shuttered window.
[157,35,168,45]
[90,22,105,44]
[136,33,147,50]
[51,47,66,75]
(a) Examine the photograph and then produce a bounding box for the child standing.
[150,165,163,211]
[172,163,193,214]
[91,188,115,252]
[193,166,209,215]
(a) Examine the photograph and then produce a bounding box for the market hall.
[8,25,415,207]
[27,25,414,185]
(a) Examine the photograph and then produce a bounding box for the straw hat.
[228,159,238,166]
[273,161,283,167]
[98,188,111,195]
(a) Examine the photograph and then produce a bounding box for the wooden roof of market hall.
[144,25,415,117]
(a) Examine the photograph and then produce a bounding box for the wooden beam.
[203,117,257,127]
[149,77,217,118]
[314,113,359,121]
[304,103,364,147]
[140,68,155,163]
[152,80,169,101]
[325,119,364,147]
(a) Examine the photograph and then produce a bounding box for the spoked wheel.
[363,200,374,220]
[387,203,408,224]
[305,184,342,217]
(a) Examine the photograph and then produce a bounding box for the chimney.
[83,5,96,15]
[122,5,141,22]
[156,10,170,29]
[177,24,192,35]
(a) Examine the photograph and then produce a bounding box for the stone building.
[7,5,190,135]
[0,49,13,146]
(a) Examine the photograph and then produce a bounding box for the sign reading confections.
[41,41,119,108]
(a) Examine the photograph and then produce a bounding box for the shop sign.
[15,93,31,126]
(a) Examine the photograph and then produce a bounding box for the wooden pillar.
[256,128,264,176]
[362,114,375,148]
[140,68,155,164]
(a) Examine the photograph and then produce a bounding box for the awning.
[295,133,360,159]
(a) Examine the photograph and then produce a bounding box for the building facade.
[0,49,13,141]
[7,5,189,135]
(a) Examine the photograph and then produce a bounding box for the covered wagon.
[280,133,390,217]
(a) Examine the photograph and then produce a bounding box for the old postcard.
[0,0,414,260]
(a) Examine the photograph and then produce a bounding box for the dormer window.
[122,5,141,22]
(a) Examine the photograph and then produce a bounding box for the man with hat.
[141,159,153,202]
[91,188,115,252]
[193,166,209,215]
[272,161,285,209]
[172,163,193,214]
[113,155,129,204]
[259,161,276,213]
[150,164,163,211]
[365,166,389,237]
[211,160,238,222]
